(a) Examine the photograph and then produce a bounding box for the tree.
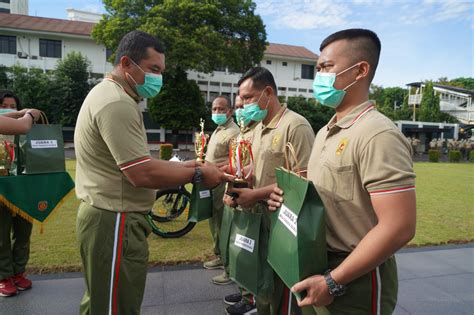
[93,0,267,74]
[394,95,413,121]
[369,84,385,108]
[437,77,474,90]
[148,68,206,131]
[418,81,441,122]
[51,52,92,126]
[0,65,9,89]
[286,96,334,133]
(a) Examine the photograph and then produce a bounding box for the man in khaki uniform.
[229,67,315,315]
[74,30,226,315]
[269,29,416,315]
[204,96,239,285]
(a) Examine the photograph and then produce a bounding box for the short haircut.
[114,30,165,65]
[320,28,381,83]
[0,91,21,110]
[238,67,278,95]
[213,95,232,109]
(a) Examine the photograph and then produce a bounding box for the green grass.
[26,161,473,273]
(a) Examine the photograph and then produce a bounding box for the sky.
[29,0,473,88]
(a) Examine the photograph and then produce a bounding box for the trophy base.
[226,180,249,198]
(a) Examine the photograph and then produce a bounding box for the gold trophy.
[0,140,14,176]
[227,121,253,197]
[194,119,209,162]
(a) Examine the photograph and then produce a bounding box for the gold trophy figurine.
[0,141,13,176]
[227,121,253,197]
[194,119,209,162]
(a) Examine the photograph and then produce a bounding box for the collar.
[327,101,375,130]
[217,116,234,130]
[263,105,288,130]
[105,72,142,103]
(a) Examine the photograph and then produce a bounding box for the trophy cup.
[0,140,14,176]
[227,121,253,197]
[194,119,209,162]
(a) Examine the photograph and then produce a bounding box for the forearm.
[2,112,21,119]
[136,160,195,189]
[0,116,32,135]
[331,222,414,285]
[253,184,276,201]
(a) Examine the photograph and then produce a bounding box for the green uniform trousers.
[315,253,398,315]
[76,202,152,315]
[208,182,226,256]
[0,205,33,280]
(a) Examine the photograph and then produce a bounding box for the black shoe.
[224,293,243,305]
[226,300,257,315]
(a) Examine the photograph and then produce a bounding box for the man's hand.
[25,109,41,122]
[267,185,284,211]
[291,274,334,307]
[228,187,258,208]
[223,194,237,208]
[200,164,232,189]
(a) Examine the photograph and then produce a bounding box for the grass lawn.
[26,160,473,273]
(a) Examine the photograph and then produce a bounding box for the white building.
[66,8,102,23]
[0,0,28,15]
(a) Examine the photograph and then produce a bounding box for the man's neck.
[335,90,369,121]
[262,98,282,126]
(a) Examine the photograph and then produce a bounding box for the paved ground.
[0,244,472,315]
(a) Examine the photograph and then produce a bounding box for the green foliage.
[469,150,474,161]
[419,81,441,122]
[286,96,335,133]
[437,77,474,90]
[428,149,440,163]
[394,95,413,121]
[370,85,408,120]
[0,65,9,89]
[93,0,267,74]
[51,52,92,126]
[448,150,461,163]
[148,68,206,131]
[160,143,173,160]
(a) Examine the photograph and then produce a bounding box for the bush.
[448,150,461,163]
[469,150,474,161]
[428,149,440,162]
[160,143,173,160]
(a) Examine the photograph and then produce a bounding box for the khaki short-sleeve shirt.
[307,101,416,253]
[252,106,315,189]
[74,75,155,213]
[205,117,240,164]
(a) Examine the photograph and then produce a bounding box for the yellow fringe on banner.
[0,188,75,234]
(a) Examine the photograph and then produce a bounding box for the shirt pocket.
[326,163,355,202]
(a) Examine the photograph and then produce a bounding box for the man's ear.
[120,56,132,70]
[356,61,371,81]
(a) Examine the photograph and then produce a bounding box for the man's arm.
[229,183,276,208]
[0,110,41,135]
[292,190,416,307]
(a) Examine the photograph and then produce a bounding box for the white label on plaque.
[199,190,211,198]
[234,233,255,253]
[278,204,298,237]
[31,140,58,149]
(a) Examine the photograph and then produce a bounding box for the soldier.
[229,67,315,315]
[203,95,240,285]
[269,28,416,315]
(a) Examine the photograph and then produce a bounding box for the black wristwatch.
[192,167,203,184]
[324,270,347,297]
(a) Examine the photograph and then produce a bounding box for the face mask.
[127,58,163,98]
[212,113,228,125]
[235,108,252,127]
[0,108,15,115]
[242,90,269,122]
[312,63,361,108]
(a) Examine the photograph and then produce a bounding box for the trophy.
[194,119,209,162]
[0,140,14,176]
[227,121,253,197]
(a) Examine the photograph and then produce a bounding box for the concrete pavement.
[0,244,472,315]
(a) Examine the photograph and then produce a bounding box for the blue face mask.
[235,108,252,127]
[242,90,269,122]
[312,63,360,108]
[127,59,163,98]
[212,113,228,125]
[0,108,16,115]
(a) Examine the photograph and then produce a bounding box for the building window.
[278,87,286,91]
[0,35,16,54]
[0,0,11,3]
[266,60,272,65]
[288,88,297,92]
[39,39,62,58]
[301,64,315,79]
[0,8,10,13]
[282,62,287,66]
